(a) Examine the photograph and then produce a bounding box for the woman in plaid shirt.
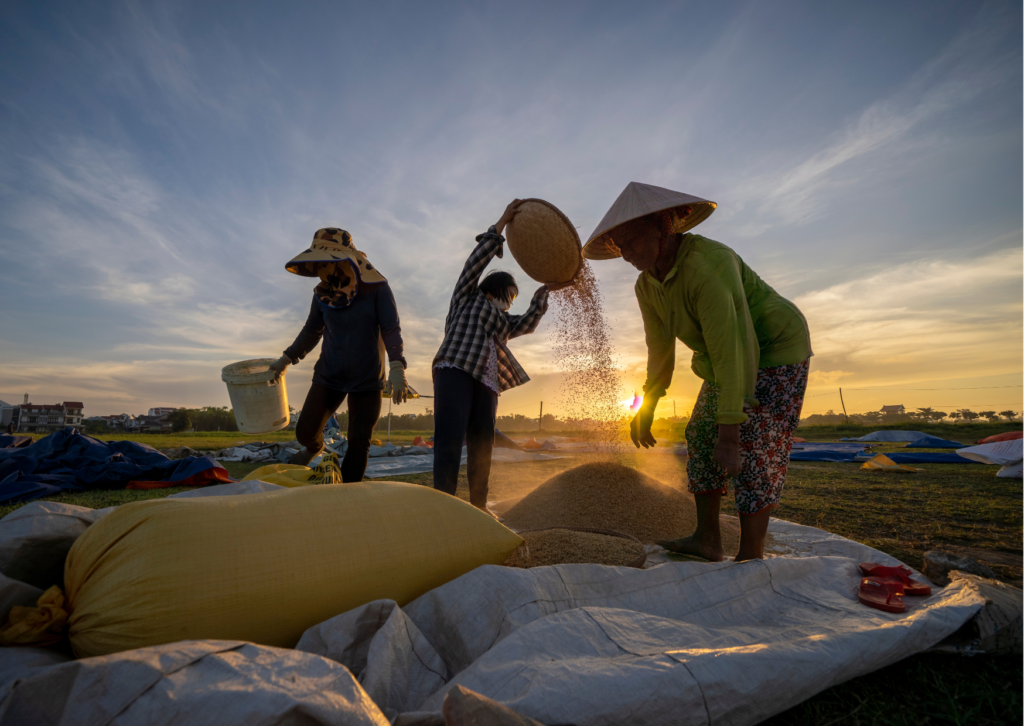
[433,200,566,514]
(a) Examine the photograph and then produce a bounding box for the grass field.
[4,424,1022,722]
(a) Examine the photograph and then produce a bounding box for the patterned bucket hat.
[582,182,717,260]
[285,228,387,283]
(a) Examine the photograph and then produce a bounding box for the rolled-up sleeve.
[694,257,760,424]
[376,283,407,368]
[284,297,325,364]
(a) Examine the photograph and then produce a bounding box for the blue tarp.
[0,435,32,449]
[841,431,929,442]
[857,452,983,465]
[789,442,870,463]
[0,428,229,505]
[902,435,964,449]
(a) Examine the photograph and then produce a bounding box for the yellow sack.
[860,454,924,473]
[65,482,522,658]
[244,451,343,487]
[0,585,68,647]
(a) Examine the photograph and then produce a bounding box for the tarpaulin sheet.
[789,442,869,462]
[902,435,964,449]
[0,428,230,505]
[860,452,984,465]
[0,436,31,450]
[842,430,928,442]
[295,520,989,725]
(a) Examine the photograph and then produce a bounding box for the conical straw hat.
[582,182,716,260]
[504,199,582,285]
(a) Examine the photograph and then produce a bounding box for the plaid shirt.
[433,227,549,391]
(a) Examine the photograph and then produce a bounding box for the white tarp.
[0,640,389,725]
[296,520,989,725]
[957,439,1023,477]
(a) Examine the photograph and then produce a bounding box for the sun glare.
[622,393,643,412]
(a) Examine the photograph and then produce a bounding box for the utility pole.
[839,388,849,424]
[673,400,677,418]
[538,401,543,432]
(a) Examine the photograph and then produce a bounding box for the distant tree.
[947,411,962,422]
[978,410,999,422]
[957,409,980,422]
[916,407,935,420]
[930,411,948,423]
[168,409,192,433]
[999,410,1018,422]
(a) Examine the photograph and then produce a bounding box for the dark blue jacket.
[285,283,405,393]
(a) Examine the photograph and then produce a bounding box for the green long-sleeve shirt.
[635,233,812,424]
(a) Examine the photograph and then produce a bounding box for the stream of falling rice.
[549,261,626,442]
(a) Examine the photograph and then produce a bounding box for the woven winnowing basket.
[504,199,582,285]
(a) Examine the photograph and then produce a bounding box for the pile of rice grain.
[502,461,740,550]
[504,529,644,568]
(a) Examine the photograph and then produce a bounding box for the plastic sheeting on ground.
[976,431,1023,444]
[957,439,1023,478]
[789,442,870,462]
[0,640,389,725]
[842,430,929,442]
[0,436,31,450]
[295,518,989,725]
[902,435,964,449]
[858,452,984,465]
[0,428,231,504]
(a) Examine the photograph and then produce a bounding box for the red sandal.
[858,563,932,596]
[858,577,906,614]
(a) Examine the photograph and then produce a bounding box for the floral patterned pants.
[685,360,810,515]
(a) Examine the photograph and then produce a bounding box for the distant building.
[880,405,906,416]
[128,413,174,432]
[0,400,16,429]
[64,402,84,428]
[148,407,178,417]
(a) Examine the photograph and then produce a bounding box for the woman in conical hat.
[584,182,812,562]
[269,227,410,480]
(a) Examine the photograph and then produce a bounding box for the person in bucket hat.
[584,182,812,562]
[270,227,410,479]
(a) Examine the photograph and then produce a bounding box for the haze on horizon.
[1,1,1021,422]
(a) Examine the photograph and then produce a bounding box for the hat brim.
[285,245,386,283]
[582,201,717,260]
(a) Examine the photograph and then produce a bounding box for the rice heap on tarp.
[504,528,644,568]
[501,461,740,549]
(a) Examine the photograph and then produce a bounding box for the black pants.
[432,367,497,508]
[296,384,381,483]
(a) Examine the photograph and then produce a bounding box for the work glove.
[629,396,658,449]
[386,361,409,404]
[268,354,291,382]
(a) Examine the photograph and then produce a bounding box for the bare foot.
[656,535,724,562]
[474,505,499,520]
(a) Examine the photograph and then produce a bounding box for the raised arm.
[445,199,526,326]
[508,285,549,338]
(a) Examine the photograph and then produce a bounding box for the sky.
[1,0,1021,422]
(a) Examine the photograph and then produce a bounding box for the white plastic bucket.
[221,359,290,434]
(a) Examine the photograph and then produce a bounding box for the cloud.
[724,2,1018,236]
[795,245,1022,386]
